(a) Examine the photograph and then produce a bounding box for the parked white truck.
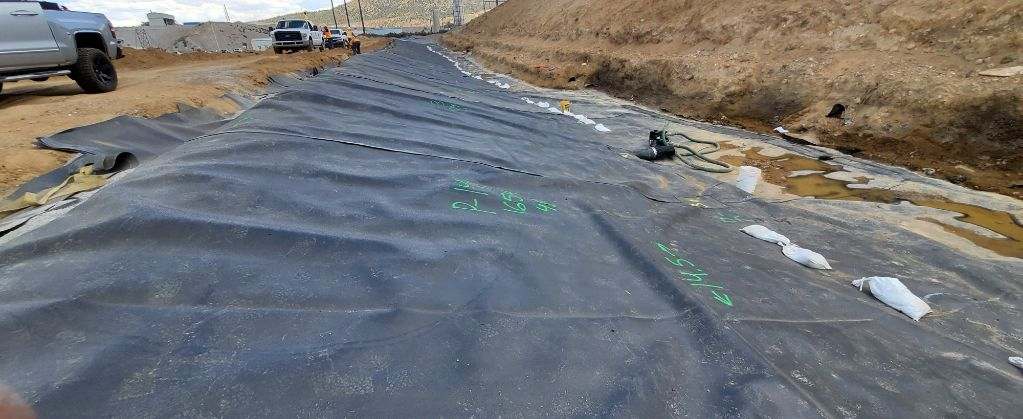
[0,1,122,94]
[270,20,324,54]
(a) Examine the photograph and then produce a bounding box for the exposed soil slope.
[0,40,388,197]
[444,0,1023,198]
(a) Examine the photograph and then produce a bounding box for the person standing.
[350,34,361,54]
[339,30,349,48]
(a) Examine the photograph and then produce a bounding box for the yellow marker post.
[559,100,571,113]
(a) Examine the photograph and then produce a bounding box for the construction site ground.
[443,0,1023,199]
[0,38,1019,417]
[0,41,388,198]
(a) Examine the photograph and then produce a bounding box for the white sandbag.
[851,277,932,321]
[735,166,762,194]
[782,244,832,270]
[741,225,791,246]
[537,102,551,108]
[573,114,596,125]
[1010,357,1023,370]
[594,124,611,132]
[547,107,563,114]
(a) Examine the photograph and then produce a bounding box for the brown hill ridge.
[254,0,488,29]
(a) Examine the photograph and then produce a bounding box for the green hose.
[667,133,734,173]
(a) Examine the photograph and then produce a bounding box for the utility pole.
[453,0,463,27]
[223,4,230,21]
[210,22,221,52]
[342,0,352,27]
[356,0,366,35]
[329,0,339,29]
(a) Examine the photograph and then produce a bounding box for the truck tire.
[306,40,314,52]
[71,48,117,93]
[274,47,282,54]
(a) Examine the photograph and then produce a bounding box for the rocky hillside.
[444,0,1023,197]
[116,23,271,52]
[254,0,489,29]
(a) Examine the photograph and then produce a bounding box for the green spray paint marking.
[429,99,466,112]
[654,242,734,307]
[452,198,497,215]
[532,199,557,213]
[501,191,527,214]
[452,179,489,195]
[448,179,559,218]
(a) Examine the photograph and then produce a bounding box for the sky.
[64,0,349,26]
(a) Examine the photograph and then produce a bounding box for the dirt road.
[0,40,387,197]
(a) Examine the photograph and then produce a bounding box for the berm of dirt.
[444,0,1023,198]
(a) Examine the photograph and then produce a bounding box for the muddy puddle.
[720,147,1023,259]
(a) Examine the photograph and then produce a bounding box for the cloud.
[63,0,338,26]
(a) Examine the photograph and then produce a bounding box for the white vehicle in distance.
[270,20,324,54]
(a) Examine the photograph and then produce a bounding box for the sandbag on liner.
[782,244,833,270]
[852,277,932,321]
[741,224,791,246]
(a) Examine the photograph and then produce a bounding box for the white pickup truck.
[0,1,122,94]
[270,19,324,54]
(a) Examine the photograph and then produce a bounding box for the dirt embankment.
[444,0,1023,198]
[0,39,389,197]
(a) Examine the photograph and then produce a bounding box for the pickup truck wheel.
[274,47,282,54]
[72,48,118,93]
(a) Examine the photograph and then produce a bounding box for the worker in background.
[345,27,362,54]
[338,29,349,49]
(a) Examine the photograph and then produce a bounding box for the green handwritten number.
[500,191,523,202]
[500,191,526,214]
[502,201,527,214]
[656,242,695,267]
[432,100,464,112]
[655,243,734,308]
[678,269,707,281]
[533,200,557,213]
[453,179,488,195]
[452,199,496,215]
[655,242,676,256]
[717,211,750,224]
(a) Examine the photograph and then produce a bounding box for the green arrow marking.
[711,290,733,307]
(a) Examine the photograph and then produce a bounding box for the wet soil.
[720,147,1023,258]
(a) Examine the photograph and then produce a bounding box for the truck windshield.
[276,21,306,29]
